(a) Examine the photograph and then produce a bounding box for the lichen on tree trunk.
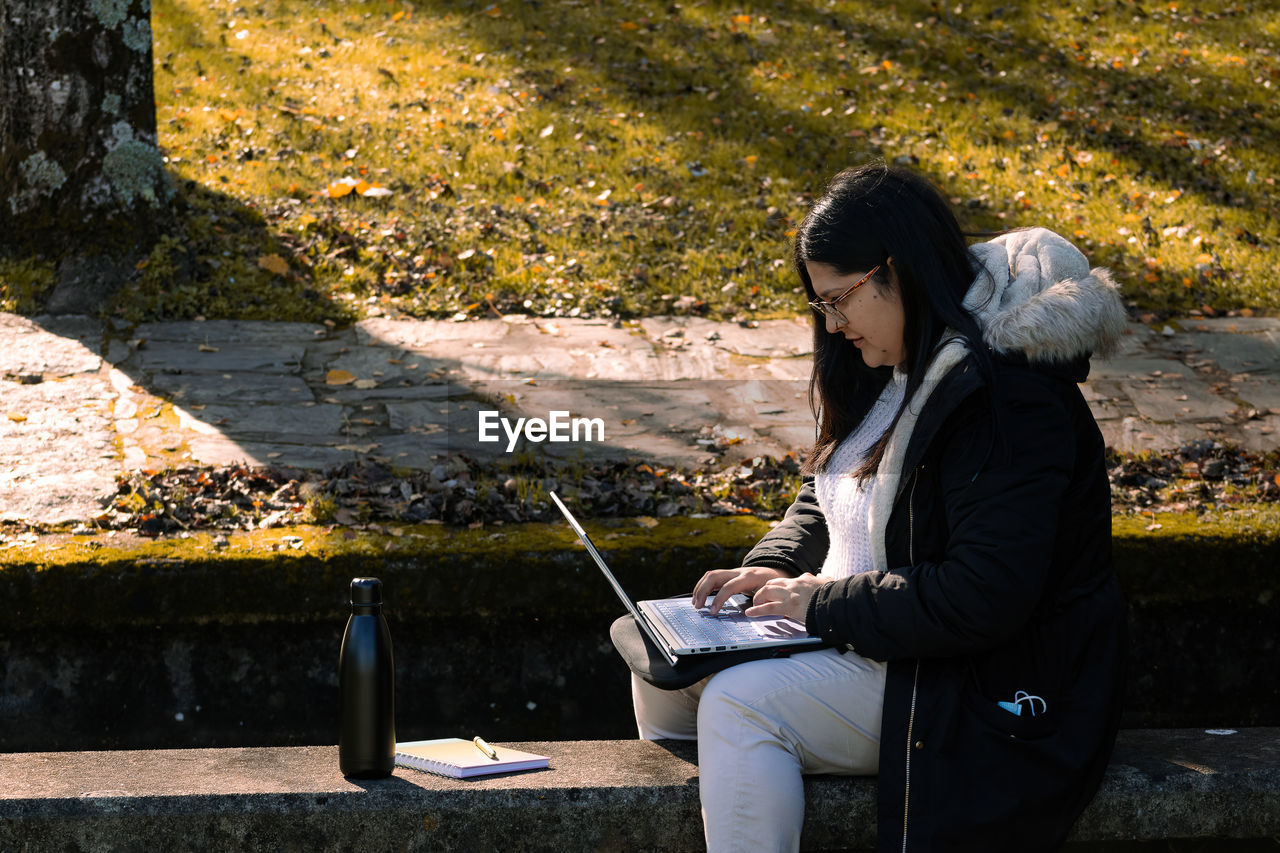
[0,0,170,312]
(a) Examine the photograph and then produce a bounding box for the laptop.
[550,491,823,667]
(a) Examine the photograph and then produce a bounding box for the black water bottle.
[339,577,395,778]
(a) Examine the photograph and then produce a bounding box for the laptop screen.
[549,491,647,627]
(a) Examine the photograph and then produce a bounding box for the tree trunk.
[0,0,169,313]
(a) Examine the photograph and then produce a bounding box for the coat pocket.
[962,617,1064,742]
[962,683,1057,740]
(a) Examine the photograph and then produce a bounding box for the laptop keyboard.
[649,599,767,645]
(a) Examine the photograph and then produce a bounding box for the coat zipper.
[902,660,921,853]
[902,467,921,853]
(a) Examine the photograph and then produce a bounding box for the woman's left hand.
[745,573,831,625]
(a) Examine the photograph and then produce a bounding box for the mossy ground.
[0,258,57,315]
[3,0,1277,322]
[6,504,1275,589]
[0,515,778,626]
[6,514,775,573]
[1111,501,1280,541]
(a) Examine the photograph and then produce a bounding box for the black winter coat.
[742,350,1127,852]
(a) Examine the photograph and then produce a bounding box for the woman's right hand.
[692,566,791,615]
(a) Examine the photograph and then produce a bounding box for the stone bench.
[2,729,1277,851]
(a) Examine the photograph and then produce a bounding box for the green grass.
[3,0,1278,322]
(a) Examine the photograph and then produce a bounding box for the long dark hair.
[795,163,995,478]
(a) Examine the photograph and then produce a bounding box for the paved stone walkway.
[2,311,1278,525]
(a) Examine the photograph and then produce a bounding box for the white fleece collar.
[867,337,968,572]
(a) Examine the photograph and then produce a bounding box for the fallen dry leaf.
[325,177,360,198]
[326,369,357,386]
[258,254,290,276]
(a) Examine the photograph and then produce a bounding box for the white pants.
[631,647,886,853]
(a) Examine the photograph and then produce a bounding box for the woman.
[631,164,1128,852]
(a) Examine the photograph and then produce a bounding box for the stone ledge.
[1,730,1277,851]
[2,515,1278,751]
[3,509,1278,630]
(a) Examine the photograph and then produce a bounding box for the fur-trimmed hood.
[965,228,1127,363]
[865,228,1123,573]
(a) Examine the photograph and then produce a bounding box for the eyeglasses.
[808,264,881,326]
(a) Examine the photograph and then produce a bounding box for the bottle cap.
[350,577,382,606]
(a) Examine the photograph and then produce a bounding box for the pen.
[473,736,499,760]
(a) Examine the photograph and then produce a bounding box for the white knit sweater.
[815,368,908,579]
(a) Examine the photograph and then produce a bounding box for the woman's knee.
[697,661,783,731]
[632,674,703,740]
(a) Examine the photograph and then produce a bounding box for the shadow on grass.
[107,176,354,325]
[11,1,1272,320]
[440,0,1274,311]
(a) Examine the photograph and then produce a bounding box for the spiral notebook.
[395,738,550,778]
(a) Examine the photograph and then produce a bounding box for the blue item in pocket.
[998,691,1048,717]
